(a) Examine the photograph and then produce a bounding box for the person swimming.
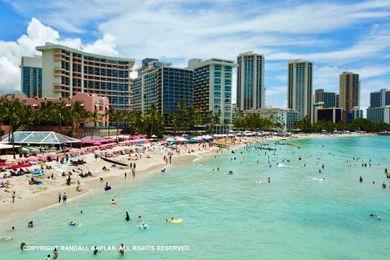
[137,215,142,221]
[119,243,125,254]
[93,245,99,255]
[111,199,116,205]
[125,211,130,221]
[68,221,77,226]
[370,212,376,217]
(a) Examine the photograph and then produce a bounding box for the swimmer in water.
[93,245,99,255]
[119,243,125,254]
[125,211,130,221]
[137,215,142,221]
[370,212,376,217]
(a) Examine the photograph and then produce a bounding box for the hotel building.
[288,60,313,121]
[131,59,193,121]
[36,43,135,110]
[4,92,109,127]
[339,72,360,120]
[370,88,390,108]
[20,55,42,98]
[236,52,265,111]
[314,89,337,108]
[189,58,236,124]
[367,88,390,124]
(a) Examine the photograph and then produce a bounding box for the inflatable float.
[171,218,183,225]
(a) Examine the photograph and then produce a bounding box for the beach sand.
[0,140,232,228]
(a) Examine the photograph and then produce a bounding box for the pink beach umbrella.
[27,156,39,162]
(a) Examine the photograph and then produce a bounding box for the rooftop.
[36,42,135,65]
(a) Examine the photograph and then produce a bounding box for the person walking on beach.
[125,172,127,180]
[11,191,16,203]
[132,168,135,178]
[62,192,67,203]
[58,192,62,203]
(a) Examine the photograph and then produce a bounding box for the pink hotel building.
[36,43,135,110]
[7,93,110,127]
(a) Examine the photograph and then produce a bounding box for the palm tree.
[144,105,164,137]
[71,101,88,138]
[2,98,24,158]
[88,111,102,139]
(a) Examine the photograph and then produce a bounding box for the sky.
[0,0,389,111]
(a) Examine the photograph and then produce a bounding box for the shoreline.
[0,132,377,228]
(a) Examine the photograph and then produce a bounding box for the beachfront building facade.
[36,43,134,110]
[288,60,313,122]
[367,88,390,124]
[370,88,390,108]
[3,93,110,127]
[236,52,265,111]
[339,72,360,121]
[352,106,363,120]
[20,55,42,98]
[248,108,300,131]
[314,107,343,123]
[367,106,390,124]
[314,89,337,108]
[189,58,236,124]
[130,59,193,121]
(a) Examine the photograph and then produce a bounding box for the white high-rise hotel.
[236,52,265,111]
[288,60,313,121]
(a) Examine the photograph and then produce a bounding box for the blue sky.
[0,0,389,110]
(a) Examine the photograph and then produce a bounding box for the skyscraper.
[20,55,42,98]
[339,72,360,114]
[37,43,134,110]
[236,52,265,111]
[315,89,337,108]
[131,59,193,121]
[370,88,390,108]
[288,60,313,121]
[189,58,236,124]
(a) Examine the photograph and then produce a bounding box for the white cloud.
[1,0,389,107]
[0,18,119,91]
[83,34,118,57]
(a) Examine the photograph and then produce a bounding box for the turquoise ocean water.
[0,136,389,259]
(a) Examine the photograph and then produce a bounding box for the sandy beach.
[0,132,373,228]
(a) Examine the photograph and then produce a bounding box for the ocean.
[1,136,389,259]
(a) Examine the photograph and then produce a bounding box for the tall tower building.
[37,43,134,110]
[236,52,265,111]
[288,60,313,121]
[339,72,360,114]
[20,55,42,98]
[130,59,193,121]
[189,58,236,124]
